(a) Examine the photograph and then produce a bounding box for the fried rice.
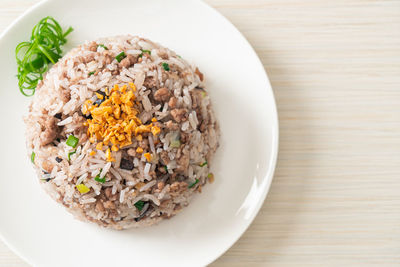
[24,35,219,229]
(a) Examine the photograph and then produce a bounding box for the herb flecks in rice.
[24,35,220,229]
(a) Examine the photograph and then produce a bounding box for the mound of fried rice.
[25,35,219,229]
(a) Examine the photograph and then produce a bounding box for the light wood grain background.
[1,0,399,266]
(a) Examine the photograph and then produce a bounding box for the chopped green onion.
[162,63,170,71]
[15,16,73,96]
[164,166,168,172]
[68,150,76,161]
[139,49,151,58]
[115,52,126,62]
[200,161,208,167]
[66,135,79,148]
[76,184,90,194]
[31,152,35,163]
[177,55,182,58]
[95,176,106,184]
[94,169,106,183]
[88,71,95,76]
[134,200,145,211]
[170,140,181,148]
[188,179,199,189]
[98,44,108,50]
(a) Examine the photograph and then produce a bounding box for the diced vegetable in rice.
[25,35,219,230]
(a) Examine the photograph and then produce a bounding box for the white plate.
[0,0,278,266]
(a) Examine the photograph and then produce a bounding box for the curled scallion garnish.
[15,16,73,96]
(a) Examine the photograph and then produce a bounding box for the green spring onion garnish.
[66,135,79,148]
[134,200,145,211]
[95,176,106,183]
[162,62,170,71]
[188,179,199,188]
[88,71,95,76]
[200,161,208,167]
[98,44,108,50]
[31,152,35,163]
[115,52,126,62]
[15,16,73,96]
[139,49,151,58]
[94,169,106,183]
[68,150,76,161]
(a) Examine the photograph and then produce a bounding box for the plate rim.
[194,1,279,265]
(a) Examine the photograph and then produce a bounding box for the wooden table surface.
[1,0,399,266]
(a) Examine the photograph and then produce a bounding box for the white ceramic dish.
[0,0,278,266]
